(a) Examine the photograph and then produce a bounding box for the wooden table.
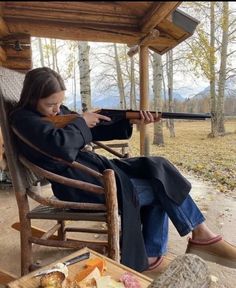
[7,248,152,288]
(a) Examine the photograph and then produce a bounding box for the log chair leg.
[57,220,66,241]
[20,216,33,276]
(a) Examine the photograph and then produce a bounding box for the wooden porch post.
[139,45,150,156]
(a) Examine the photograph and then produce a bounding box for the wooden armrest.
[93,141,126,158]
[13,127,118,211]
[12,126,104,180]
[26,187,107,210]
[19,155,104,195]
[19,155,118,212]
[70,160,103,180]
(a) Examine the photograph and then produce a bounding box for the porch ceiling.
[0,1,199,55]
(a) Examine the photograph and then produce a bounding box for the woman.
[10,67,236,272]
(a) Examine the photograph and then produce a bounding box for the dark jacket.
[10,105,191,272]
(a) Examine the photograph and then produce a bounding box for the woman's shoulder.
[10,107,39,124]
[11,107,36,117]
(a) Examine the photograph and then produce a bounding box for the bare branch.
[227,49,236,57]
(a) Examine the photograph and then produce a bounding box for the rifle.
[43,109,211,128]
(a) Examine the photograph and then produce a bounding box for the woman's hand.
[130,111,161,125]
[82,112,111,128]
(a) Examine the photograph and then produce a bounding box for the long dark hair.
[16,67,66,110]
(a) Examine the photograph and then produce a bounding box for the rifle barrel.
[124,110,211,120]
[160,112,211,120]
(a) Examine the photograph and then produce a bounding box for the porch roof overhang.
[0,1,199,55]
[0,2,200,155]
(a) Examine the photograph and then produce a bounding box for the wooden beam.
[6,46,32,59]
[0,46,7,62]
[0,17,10,37]
[3,57,32,70]
[6,19,141,44]
[140,2,180,33]
[127,29,160,57]
[2,5,139,27]
[158,18,188,39]
[128,35,178,49]
[149,36,178,47]
[3,1,149,18]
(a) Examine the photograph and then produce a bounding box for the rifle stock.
[43,114,79,128]
[42,109,211,128]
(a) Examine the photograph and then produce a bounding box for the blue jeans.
[130,178,205,257]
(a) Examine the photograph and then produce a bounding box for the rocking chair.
[0,67,120,276]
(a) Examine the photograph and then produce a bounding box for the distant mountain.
[174,86,205,99]
[66,91,120,110]
[192,75,236,100]
[65,76,236,111]
[183,75,236,115]
[172,91,185,102]
[66,89,186,110]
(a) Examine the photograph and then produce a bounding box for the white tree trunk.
[73,61,77,111]
[54,39,60,73]
[78,41,91,112]
[50,39,55,71]
[209,1,218,138]
[217,2,229,134]
[38,38,44,67]
[152,53,164,146]
[166,51,175,138]
[114,44,126,109]
[44,38,51,67]
[130,57,137,109]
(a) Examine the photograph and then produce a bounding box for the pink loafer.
[186,235,236,268]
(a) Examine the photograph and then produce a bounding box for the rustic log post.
[139,45,150,156]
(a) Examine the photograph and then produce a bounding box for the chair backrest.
[0,67,103,204]
[0,67,120,276]
[0,67,38,195]
[0,67,115,210]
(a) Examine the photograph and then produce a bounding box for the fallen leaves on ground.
[98,119,236,196]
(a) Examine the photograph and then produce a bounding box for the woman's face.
[36,91,65,116]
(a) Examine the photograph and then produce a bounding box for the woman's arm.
[91,119,133,141]
[10,109,93,161]
[90,110,157,141]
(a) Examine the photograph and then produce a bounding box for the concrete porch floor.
[0,172,235,287]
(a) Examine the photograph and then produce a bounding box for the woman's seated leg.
[154,185,236,268]
[131,178,236,269]
[131,178,168,269]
